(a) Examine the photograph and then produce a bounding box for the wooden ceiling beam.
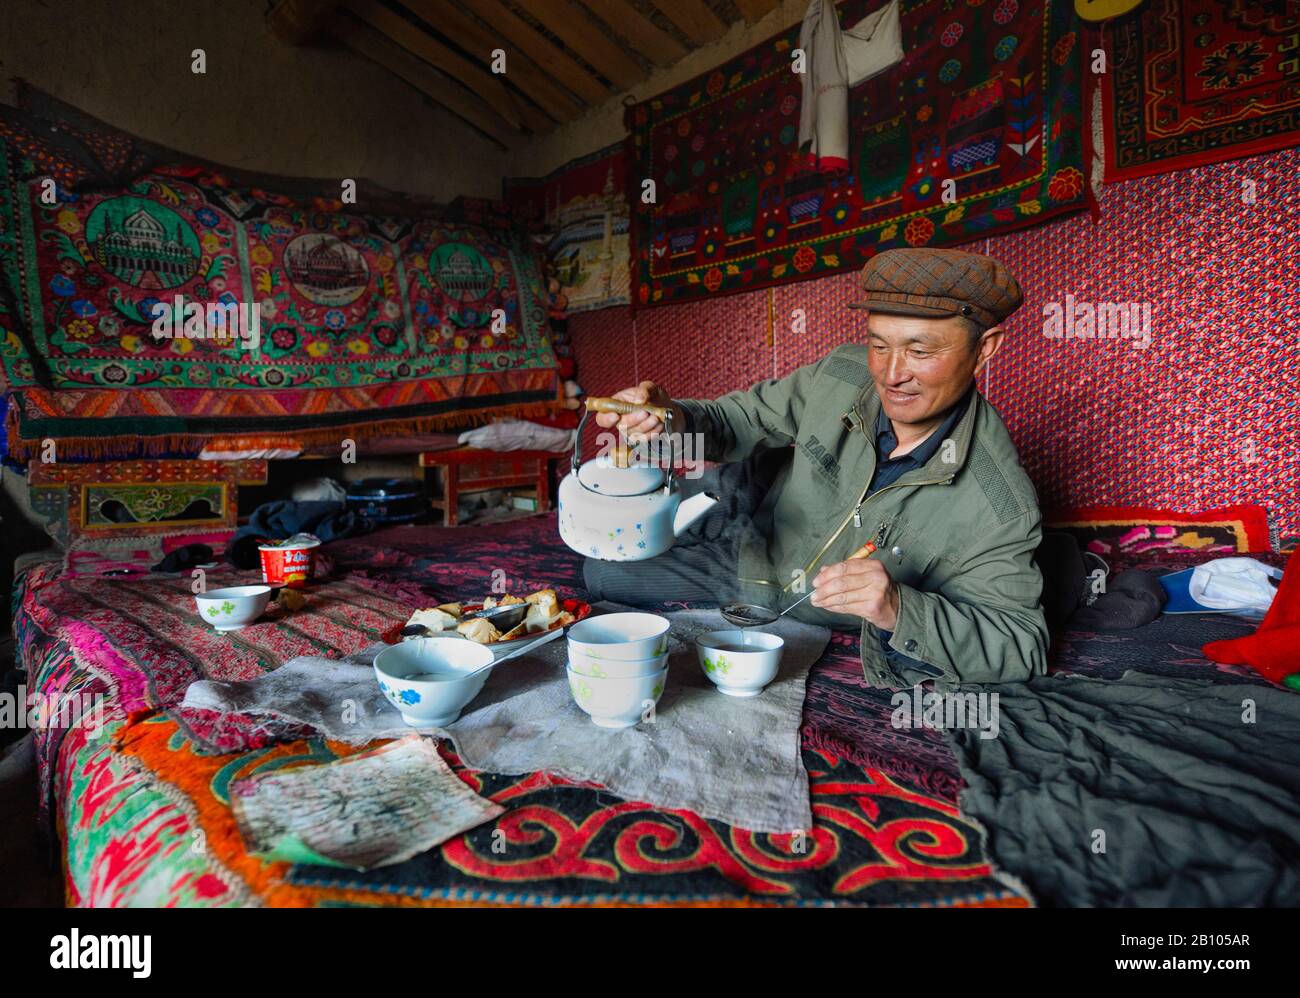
[347,0,526,130]
[403,0,584,122]
[645,0,728,45]
[733,0,781,24]
[577,0,688,67]
[326,12,519,146]
[471,0,611,106]
[512,0,646,90]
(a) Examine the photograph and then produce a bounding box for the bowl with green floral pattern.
[695,629,783,697]
[566,665,667,728]
[194,585,272,632]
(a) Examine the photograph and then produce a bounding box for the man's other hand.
[810,556,900,631]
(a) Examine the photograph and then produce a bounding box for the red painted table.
[418,447,567,526]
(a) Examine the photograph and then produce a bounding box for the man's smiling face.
[865,312,1003,427]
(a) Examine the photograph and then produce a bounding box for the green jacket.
[676,343,1048,688]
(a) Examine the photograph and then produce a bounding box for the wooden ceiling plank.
[473,0,610,105]
[403,0,583,121]
[327,13,518,146]
[733,0,780,24]
[646,0,728,44]
[347,0,524,129]
[513,0,646,89]
[577,0,688,66]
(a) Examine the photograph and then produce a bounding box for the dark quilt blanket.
[949,671,1300,907]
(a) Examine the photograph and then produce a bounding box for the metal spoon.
[720,591,813,627]
[458,626,565,681]
[720,540,880,627]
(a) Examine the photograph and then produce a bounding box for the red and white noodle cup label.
[258,538,320,589]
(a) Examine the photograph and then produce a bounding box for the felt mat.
[182,604,831,834]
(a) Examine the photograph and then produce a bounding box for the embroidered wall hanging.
[626,0,1089,308]
[1100,0,1300,182]
[0,93,558,460]
[504,142,630,314]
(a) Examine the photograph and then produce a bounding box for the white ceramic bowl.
[695,629,784,697]
[566,612,670,661]
[568,647,669,679]
[194,585,271,631]
[566,666,667,729]
[374,636,497,727]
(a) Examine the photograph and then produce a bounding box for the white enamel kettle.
[557,397,718,562]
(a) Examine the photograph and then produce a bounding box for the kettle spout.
[673,491,719,537]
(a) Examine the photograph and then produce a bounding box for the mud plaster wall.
[0,0,510,201]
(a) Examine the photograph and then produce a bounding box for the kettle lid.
[576,455,666,496]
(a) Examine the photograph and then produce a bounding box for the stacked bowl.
[565,612,670,728]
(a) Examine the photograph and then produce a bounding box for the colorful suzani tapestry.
[0,94,558,460]
[1100,0,1300,182]
[504,143,630,314]
[625,0,1089,308]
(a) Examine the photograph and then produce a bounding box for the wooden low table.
[418,448,567,526]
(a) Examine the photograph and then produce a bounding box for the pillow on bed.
[1044,505,1273,556]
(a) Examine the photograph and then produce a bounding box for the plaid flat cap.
[849,248,1023,328]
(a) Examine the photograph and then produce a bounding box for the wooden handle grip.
[585,396,671,422]
[847,541,878,560]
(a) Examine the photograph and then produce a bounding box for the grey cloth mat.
[947,671,1300,907]
[182,605,831,834]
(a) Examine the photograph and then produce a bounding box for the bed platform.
[14,513,1280,908]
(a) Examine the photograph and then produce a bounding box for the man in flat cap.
[585,248,1047,687]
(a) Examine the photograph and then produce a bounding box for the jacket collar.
[855,378,981,486]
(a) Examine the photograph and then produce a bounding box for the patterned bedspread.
[15,516,1276,907]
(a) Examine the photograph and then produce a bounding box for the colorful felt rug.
[103,718,1016,907]
[0,93,558,460]
[625,0,1089,308]
[1100,0,1300,182]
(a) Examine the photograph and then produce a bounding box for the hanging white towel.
[797,0,904,172]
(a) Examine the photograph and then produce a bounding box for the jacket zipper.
[783,474,952,593]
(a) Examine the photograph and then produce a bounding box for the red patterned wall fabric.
[571,146,1299,540]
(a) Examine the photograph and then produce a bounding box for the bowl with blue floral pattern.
[374,636,497,727]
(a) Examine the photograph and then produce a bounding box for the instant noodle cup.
[258,534,321,588]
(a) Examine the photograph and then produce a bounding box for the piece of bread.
[525,589,558,612]
[457,617,500,644]
[481,596,498,610]
[407,607,457,633]
[525,601,558,634]
[499,594,525,606]
[556,610,576,627]
[436,602,462,617]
